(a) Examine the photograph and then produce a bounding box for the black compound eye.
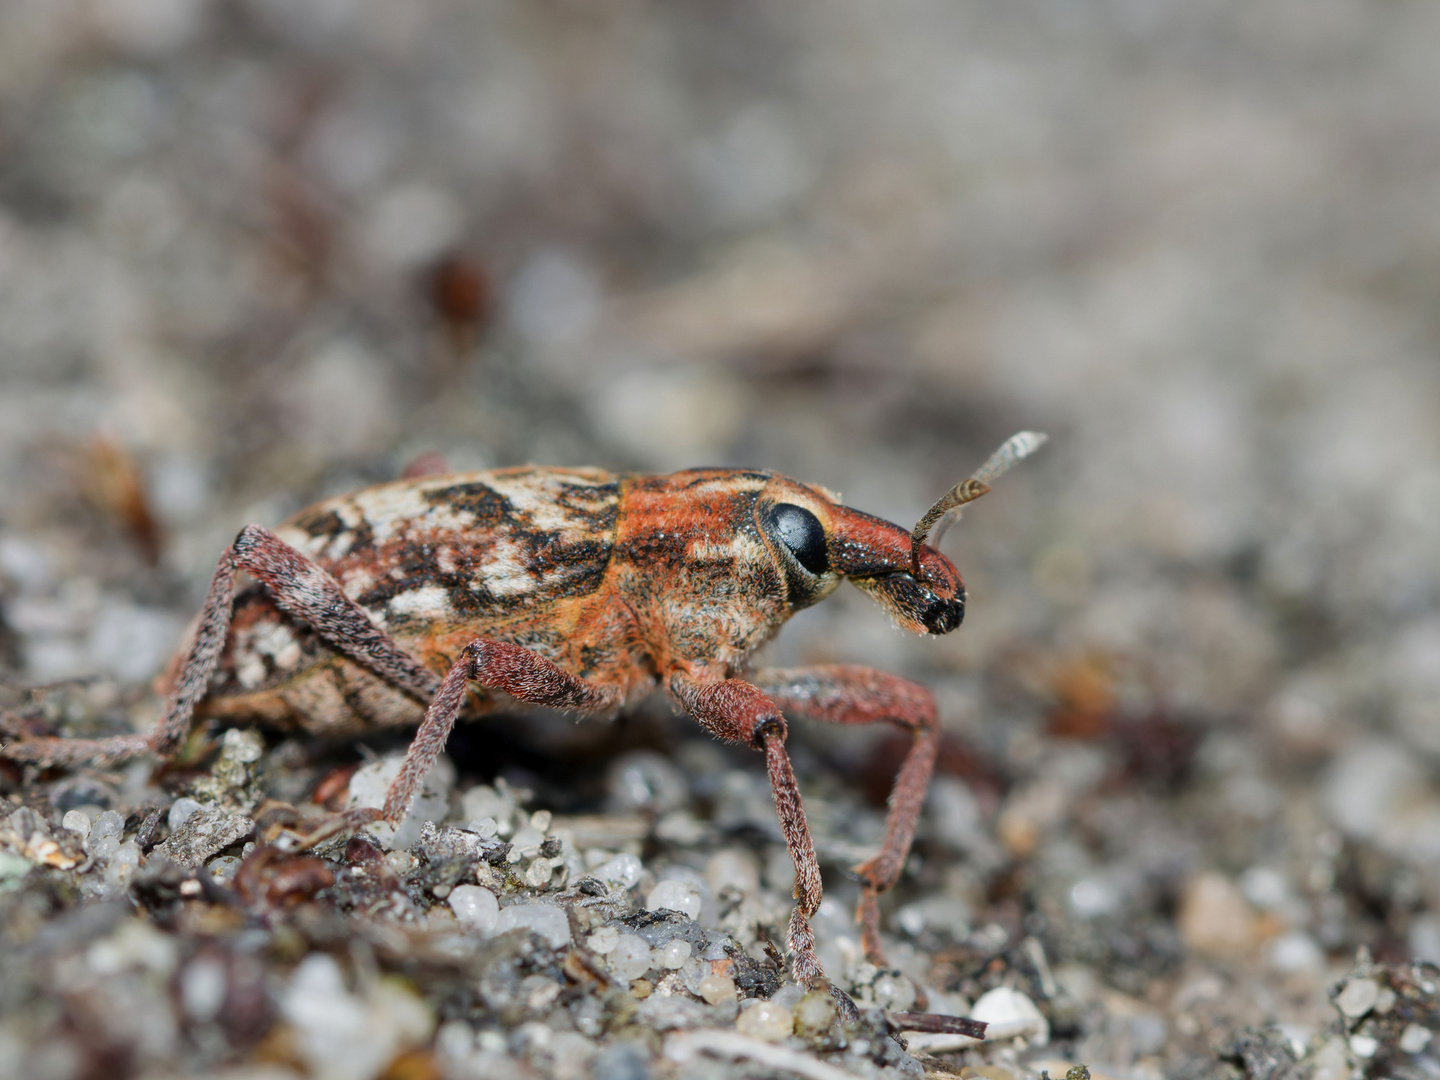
[768,504,828,575]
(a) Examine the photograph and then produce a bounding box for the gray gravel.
[3,2,1440,1079]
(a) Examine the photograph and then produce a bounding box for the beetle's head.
[754,432,1048,635]
[754,479,965,636]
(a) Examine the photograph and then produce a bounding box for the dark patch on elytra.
[514,532,613,606]
[553,480,621,519]
[524,531,609,574]
[423,482,516,527]
[287,508,375,566]
[292,508,346,540]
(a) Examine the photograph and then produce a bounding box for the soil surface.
[3,3,1440,1080]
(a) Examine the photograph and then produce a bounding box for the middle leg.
[752,664,939,966]
[377,639,622,825]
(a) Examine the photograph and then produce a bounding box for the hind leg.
[2,525,439,768]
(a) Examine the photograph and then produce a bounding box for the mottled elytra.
[3,435,1043,991]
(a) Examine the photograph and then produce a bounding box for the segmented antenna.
[910,431,1048,567]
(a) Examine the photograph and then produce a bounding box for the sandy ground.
[3,2,1440,1079]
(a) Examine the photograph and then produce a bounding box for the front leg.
[669,669,826,988]
[751,665,939,967]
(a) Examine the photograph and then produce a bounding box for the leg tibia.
[753,664,941,965]
[381,639,620,825]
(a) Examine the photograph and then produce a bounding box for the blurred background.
[2,0,1440,1067]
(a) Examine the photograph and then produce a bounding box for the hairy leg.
[2,525,438,767]
[377,639,620,825]
[669,671,826,987]
[752,664,939,966]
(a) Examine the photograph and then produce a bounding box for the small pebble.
[477,1031,507,1053]
[594,853,643,890]
[180,957,228,1022]
[90,834,121,864]
[736,1000,793,1042]
[449,885,499,933]
[86,920,178,976]
[522,973,563,1012]
[1310,1037,1351,1080]
[460,785,514,828]
[771,984,804,1010]
[657,939,691,970]
[1239,866,1292,910]
[350,754,452,848]
[897,905,928,936]
[971,987,1049,1045]
[646,879,702,920]
[464,817,499,840]
[680,957,710,996]
[221,727,263,763]
[872,971,916,1012]
[436,1020,476,1060]
[1350,1034,1378,1058]
[1400,1024,1432,1054]
[1268,931,1324,974]
[1177,872,1258,958]
[385,852,416,875]
[524,859,552,888]
[547,1030,595,1072]
[588,926,621,954]
[705,849,760,897]
[699,973,737,1005]
[610,935,653,980]
[592,1040,650,1080]
[793,991,836,1037]
[88,810,124,845]
[607,750,688,814]
[494,903,571,949]
[168,797,203,831]
[61,810,92,837]
[1336,978,1380,1019]
[155,807,254,870]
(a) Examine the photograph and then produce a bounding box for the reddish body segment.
[6,465,970,987]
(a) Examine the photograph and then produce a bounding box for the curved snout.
[850,553,966,636]
[826,503,967,636]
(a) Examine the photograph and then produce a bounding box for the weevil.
[3,433,1044,987]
